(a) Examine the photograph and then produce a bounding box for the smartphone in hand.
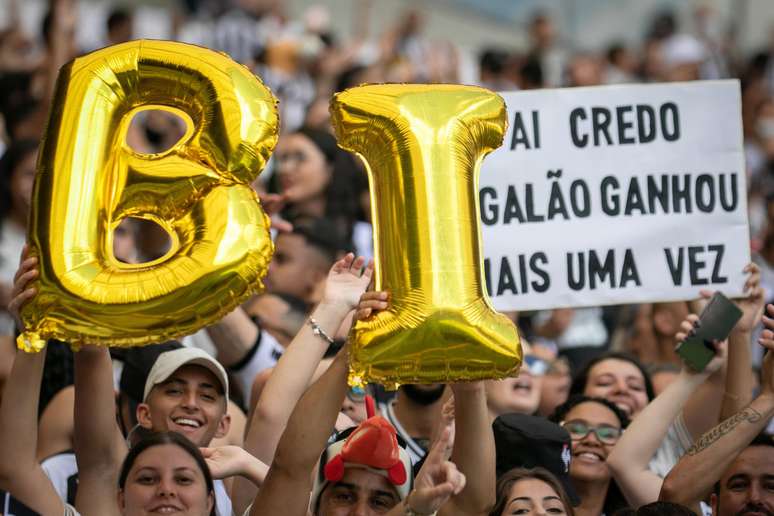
[675,292,742,372]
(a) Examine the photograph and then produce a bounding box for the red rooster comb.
[323,395,407,486]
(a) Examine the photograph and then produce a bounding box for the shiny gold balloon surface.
[331,84,522,386]
[18,40,278,352]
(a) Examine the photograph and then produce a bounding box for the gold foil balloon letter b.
[331,84,522,385]
[18,40,278,351]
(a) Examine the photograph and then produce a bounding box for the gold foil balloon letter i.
[330,84,522,385]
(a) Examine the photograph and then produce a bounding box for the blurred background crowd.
[0,1,773,515]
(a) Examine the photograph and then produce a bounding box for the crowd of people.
[0,0,773,515]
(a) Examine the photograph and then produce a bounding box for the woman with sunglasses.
[550,396,630,516]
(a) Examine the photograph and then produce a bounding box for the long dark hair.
[118,432,215,515]
[278,126,363,239]
[490,467,576,516]
[569,351,655,402]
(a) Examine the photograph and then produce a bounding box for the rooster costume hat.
[310,396,414,512]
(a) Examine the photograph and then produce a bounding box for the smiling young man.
[137,347,231,449]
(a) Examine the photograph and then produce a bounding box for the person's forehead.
[509,478,559,500]
[132,443,199,471]
[589,359,643,380]
[566,401,619,426]
[722,446,774,481]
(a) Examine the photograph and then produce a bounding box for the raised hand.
[405,427,466,515]
[200,445,267,483]
[675,313,727,374]
[8,245,38,331]
[699,263,764,334]
[355,291,389,320]
[321,253,374,311]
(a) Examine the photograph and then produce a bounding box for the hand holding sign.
[331,84,522,386]
[18,40,278,351]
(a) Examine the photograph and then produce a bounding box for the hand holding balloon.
[8,245,38,333]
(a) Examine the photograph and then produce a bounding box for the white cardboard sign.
[481,80,749,311]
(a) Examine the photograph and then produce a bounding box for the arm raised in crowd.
[437,382,495,516]
[9,246,126,514]
[206,306,259,367]
[250,344,351,516]
[659,312,774,509]
[679,263,762,441]
[0,249,63,514]
[72,344,127,516]
[0,348,64,515]
[716,263,762,419]
[232,253,372,515]
[607,314,727,506]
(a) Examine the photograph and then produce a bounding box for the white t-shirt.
[230,329,285,407]
[647,412,693,477]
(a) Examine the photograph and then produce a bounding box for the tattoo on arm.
[686,407,763,456]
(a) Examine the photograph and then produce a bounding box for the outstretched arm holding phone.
[608,312,727,506]
[660,306,774,510]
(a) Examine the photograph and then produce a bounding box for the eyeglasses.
[561,420,622,445]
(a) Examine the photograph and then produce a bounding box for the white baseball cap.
[143,347,229,402]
